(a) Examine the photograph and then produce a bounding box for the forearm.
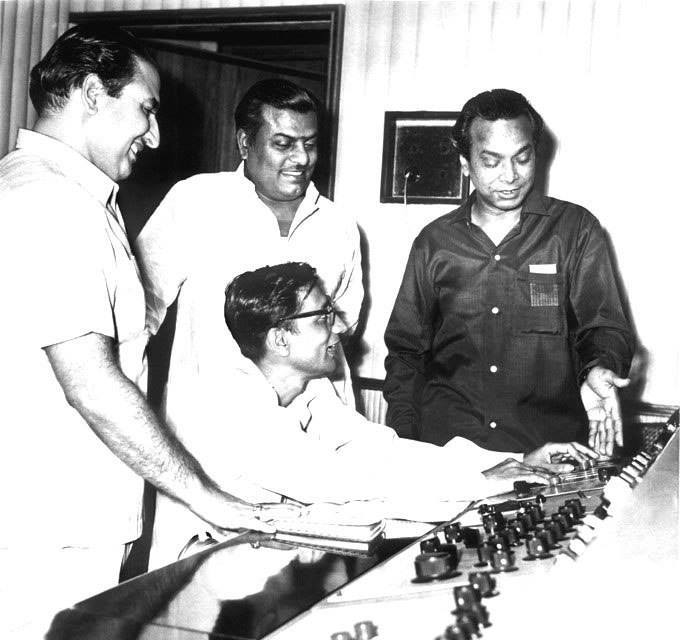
[45,334,246,517]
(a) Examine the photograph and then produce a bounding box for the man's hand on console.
[481,459,554,484]
[580,366,630,456]
[523,442,600,474]
[192,492,302,535]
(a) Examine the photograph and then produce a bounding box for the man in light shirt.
[149,262,598,567]
[0,25,279,637]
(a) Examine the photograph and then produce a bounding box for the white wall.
[67,0,680,405]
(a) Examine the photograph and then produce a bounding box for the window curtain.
[0,0,69,156]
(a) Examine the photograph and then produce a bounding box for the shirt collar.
[451,189,549,224]
[15,129,117,208]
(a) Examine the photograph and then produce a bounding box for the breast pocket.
[513,273,565,335]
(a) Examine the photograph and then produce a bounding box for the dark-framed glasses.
[280,301,337,328]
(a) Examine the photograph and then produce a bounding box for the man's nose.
[289,141,309,166]
[143,114,160,149]
[499,159,518,183]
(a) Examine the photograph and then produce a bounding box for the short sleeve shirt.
[0,130,147,546]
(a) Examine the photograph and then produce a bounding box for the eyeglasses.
[280,301,337,328]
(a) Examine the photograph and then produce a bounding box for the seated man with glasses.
[150,262,599,567]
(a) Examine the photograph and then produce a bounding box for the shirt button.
[491,306,500,314]
[489,365,498,373]
[493,254,501,261]
[489,421,497,429]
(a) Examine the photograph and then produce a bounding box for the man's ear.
[81,74,107,114]
[236,129,249,160]
[265,326,289,357]
[459,154,470,177]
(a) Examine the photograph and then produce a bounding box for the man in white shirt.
[0,25,279,637]
[149,262,598,567]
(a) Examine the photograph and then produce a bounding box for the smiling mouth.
[129,143,144,161]
[327,341,339,354]
[281,169,306,179]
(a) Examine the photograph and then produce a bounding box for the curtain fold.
[0,0,69,156]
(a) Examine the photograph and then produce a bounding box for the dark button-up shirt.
[383,191,635,453]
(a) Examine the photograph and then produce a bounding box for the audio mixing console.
[267,409,679,640]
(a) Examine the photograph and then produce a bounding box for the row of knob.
[414,495,589,583]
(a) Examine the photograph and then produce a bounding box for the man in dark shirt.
[384,89,634,456]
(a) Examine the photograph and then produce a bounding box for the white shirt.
[149,359,520,568]
[134,165,363,435]
[0,130,147,546]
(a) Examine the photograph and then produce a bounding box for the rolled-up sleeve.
[134,184,190,336]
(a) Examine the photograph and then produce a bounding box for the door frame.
[70,4,345,199]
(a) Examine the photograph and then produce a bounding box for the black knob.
[487,534,509,553]
[518,512,535,532]
[414,552,453,581]
[461,527,483,548]
[565,498,585,517]
[453,584,481,610]
[468,571,498,597]
[420,537,441,554]
[354,620,378,640]
[558,505,577,527]
[537,527,558,550]
[524,532,552,560]
[482,513,499,535]
[499,528,520,547]
[458,603,491,628]
[444,522,463,543]
[551,512,573,533]
[507,517,529,539]
[454,612,480,638]
[490,548,517,572]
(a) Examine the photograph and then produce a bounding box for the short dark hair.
[452,89,544,159]
[225,262,320,362]
[29,24,156,116]
[234,78,321,141]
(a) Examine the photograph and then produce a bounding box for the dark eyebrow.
[480,144,533,159]
[272,133,318,142]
